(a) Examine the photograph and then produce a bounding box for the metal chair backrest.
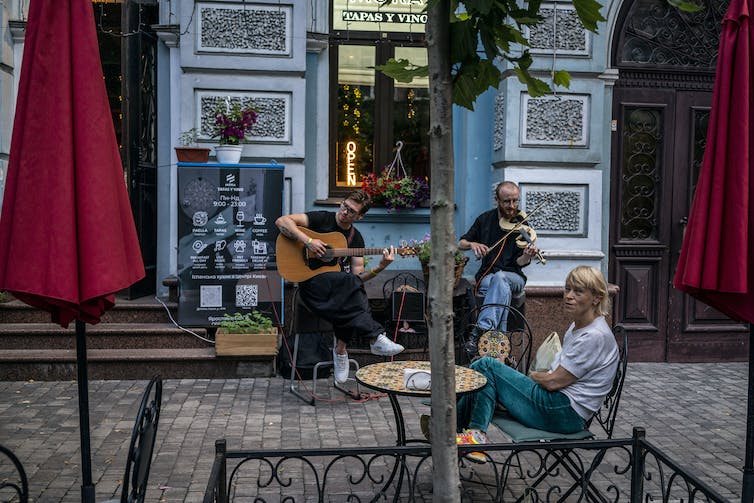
[587,325,629,439]
[462,303,533,372]
[0,444,28,503]
[121,376,162,503]
[382,272,426,323]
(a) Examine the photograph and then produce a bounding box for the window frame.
[328,23,426,199]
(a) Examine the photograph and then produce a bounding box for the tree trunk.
[426,1,460,500]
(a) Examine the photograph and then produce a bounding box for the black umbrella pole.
[75,320,96,503]
[744,322,754,503]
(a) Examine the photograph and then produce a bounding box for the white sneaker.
[333,349,350,384]
[370,333,404,356]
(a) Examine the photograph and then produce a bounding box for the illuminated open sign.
[346,141,357,186]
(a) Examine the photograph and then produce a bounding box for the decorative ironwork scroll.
[202,429,731,503]
[618,0,729,69]
[620,107,662,240]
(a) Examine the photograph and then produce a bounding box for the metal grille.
[620,107,662,240]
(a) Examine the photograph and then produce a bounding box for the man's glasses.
[340,201,359,216]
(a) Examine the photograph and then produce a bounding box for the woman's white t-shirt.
[550,316,619,420]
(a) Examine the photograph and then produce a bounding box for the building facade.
[0,0,746,361]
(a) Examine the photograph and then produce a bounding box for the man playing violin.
[458,181,540,354]
[275,189,404,385]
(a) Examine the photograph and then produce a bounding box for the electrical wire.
[154,296,216,344]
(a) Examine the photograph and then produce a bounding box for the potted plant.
[211,101,259,164]
[409,234,469,288]
[175,127,211,163]
[215,311,278,356]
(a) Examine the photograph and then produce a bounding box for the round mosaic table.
[356,361,487,498]
[355,360,487,444]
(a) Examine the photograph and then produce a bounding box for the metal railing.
[202,427,730,503]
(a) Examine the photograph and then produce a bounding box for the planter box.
[175,147,211,163]
[215,327,279,356]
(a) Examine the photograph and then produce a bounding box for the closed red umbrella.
[0,0,145,501]
[673,0,754,499]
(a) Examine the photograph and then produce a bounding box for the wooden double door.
[610,84,748,362]
[608,0,749,362]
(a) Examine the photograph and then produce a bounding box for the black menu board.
[177,162,284,326]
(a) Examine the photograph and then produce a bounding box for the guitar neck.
[327,248,385,258]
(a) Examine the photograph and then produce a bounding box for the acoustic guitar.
[275,227,414,282]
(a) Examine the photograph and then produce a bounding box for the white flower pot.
[215,144,243,164]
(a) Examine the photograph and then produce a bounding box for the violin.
[499,211,547,265]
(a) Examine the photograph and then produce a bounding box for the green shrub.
[219,311,274,333]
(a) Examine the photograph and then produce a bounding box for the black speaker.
[391,291,425,322]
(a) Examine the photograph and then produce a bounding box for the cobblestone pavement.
[0,362,747,502]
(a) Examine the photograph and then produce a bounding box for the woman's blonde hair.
[566,266,611,316]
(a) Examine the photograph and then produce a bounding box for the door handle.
[679,216,688,246]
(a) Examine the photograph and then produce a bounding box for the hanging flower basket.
[361,141,429,211]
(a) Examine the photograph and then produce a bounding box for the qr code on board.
[235,284,258,307]
[200,285,222,308]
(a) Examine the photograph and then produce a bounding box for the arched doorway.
[609,0,748,361]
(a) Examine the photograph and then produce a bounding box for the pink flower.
[211,102,259,145]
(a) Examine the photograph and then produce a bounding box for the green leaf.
[527,0,544,18]
[469,0,496,15]
[453,60,501,110]
[553,70,571,88]
[511,50,534,71]
[375,58,429,83]
[571,0,606,32]
[667,0,704,12]
[514,67,552,97]
[454,75,479,111]
[496,24,529,49]
[449,18,479,64]
[510,13,544,26]
[478,24,500,60]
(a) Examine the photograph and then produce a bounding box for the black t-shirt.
[305,210,365,273]
[459,208,526,282]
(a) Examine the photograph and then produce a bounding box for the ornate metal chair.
[382,272,427,358]
[0,444,28,503]
[489,325,629,502]
[472,289,527,332]
[458,302,533,370]
[103,376,162,503]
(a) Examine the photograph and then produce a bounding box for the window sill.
[360,207,430,224]
[312,199,430,223]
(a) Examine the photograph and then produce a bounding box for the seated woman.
[456,265,619,462]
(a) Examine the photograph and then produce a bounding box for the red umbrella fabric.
[0,1,145,501]
[0,0,145,327]
[673,0,753,324]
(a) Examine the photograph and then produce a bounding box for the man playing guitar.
[275,189,404,384]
